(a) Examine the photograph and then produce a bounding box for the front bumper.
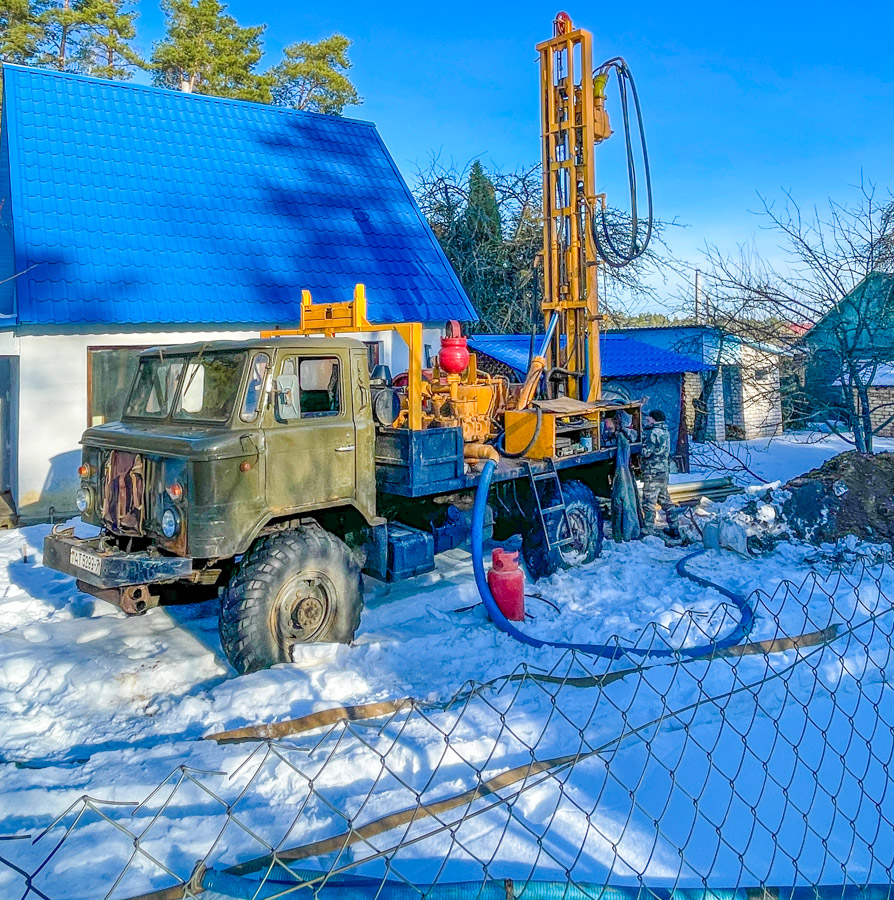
[43,532,194,589]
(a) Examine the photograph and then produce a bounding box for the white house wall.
[14,326,436,523]
[15,330,257,522]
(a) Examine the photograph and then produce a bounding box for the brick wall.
[682,372,701,432]
[738,346,783,439]
[682,370,725,441]
[705,374,726,441]
[865,386,894,437]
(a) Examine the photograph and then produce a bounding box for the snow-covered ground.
[1,433,893,898]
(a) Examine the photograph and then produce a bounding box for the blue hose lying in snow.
[202,868,893,900]
[471,459,755,661]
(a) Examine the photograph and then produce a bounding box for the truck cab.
[65,338,377,561]
[44,338,382,668]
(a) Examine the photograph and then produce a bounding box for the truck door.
[264,353,356,515]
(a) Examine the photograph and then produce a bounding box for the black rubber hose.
[495,405,543,459]
[591,58,653,267]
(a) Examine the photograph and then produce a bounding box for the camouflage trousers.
[641,474,676,529]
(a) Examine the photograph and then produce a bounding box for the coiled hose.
[590,57,653,267]
[471,460,755,660]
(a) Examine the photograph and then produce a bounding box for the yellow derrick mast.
[535,11,609,404]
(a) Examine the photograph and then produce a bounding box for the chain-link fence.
[3,556,894,900]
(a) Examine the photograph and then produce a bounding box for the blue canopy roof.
[0,65,476,328]
[467,333,711,378]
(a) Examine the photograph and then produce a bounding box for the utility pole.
[694,269,702,324]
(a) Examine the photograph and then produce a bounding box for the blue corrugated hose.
[471,459,755,660]
[202,868,892,900]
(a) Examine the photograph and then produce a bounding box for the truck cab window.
[241,353,270,422]
[277,357,341,420]
[173,351,245,423]
[124,357,185,419]
[299,357,340,417]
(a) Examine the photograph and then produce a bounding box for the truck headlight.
[76,487,92,513]
[161,509,180,538]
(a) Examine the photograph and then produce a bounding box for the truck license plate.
[70,548,102,576]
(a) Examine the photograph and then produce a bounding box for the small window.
[364,341,383,372]
[241,353,270,422]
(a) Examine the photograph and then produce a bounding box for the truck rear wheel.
[522,480,604,581]
[219,526,363,674]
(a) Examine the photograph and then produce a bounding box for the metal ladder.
[525,459,574,551]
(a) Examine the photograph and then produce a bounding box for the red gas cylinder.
[439,320,470,375]
[487,549,525,622]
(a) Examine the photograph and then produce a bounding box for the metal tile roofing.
[467,333,711,378]
[0,65,477,328]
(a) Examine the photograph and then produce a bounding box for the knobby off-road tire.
[522,480,604,581]
[219,526,363,674]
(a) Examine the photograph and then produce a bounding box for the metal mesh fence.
[3,556,894,900]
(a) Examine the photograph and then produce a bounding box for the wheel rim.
[270,571,337,654]
[557,508,593,566]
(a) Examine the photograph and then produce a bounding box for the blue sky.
[133,0,894,309]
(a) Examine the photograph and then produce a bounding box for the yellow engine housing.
[423,355,506,444]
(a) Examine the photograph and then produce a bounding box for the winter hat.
[648,409,666,422]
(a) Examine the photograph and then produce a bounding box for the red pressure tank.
[439,320,470,375]
[487,549,525,622]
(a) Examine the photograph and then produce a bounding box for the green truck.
[43,337,636,673]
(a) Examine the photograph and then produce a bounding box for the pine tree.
[270,33,360,115]
[37,0,81,69]
[458,161,512,332]
[465,160,503,246]
[0,0,46,63]
[150,0,271,102]
[2,0,142,76]
[76,0,142,79]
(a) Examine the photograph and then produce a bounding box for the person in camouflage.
[640,409,678,533]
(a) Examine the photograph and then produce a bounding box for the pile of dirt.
[782,451,894,544]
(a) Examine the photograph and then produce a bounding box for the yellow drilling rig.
[46,12,656,673]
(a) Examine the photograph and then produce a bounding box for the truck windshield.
[124,350,246,422]
[173,351,246,422]
[124,355,186,419]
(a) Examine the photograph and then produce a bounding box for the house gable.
[806,273,894,358]
[0,65,476,330]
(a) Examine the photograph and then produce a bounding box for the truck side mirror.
[274,375,301,421]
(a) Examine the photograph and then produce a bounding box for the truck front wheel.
[219,526,363,675]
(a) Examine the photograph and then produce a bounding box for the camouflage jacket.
[641,421,671,479]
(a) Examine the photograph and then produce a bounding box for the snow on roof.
[835,363,894,387]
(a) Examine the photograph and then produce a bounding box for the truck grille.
[101,450,145,536]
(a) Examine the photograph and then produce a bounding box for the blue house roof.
[0,65,476,328]
[467,334,711,378]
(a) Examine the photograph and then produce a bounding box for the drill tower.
[537,12,611,402]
